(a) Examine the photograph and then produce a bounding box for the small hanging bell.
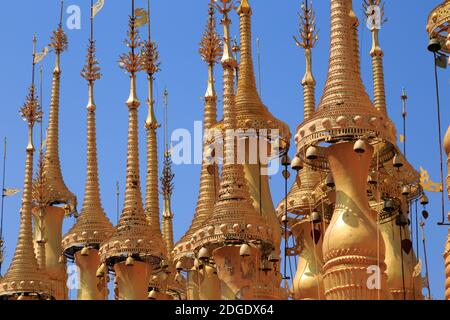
[422,210,429,219]
[428,37,441,53]
[125,255,134,266]
[395,214,408,227]
[96,263,106,278]
[353,139,366,154]
[281,154,291,166]
[401,185,410,196]
[291,156,303,171]
[367,172,377,185]
[198,247,210,262]
[420,194,429,205]
[282,169,290,180]
[80,246,89,256]
[175,261,183,271]
[326,173,335,188]
[311,211,322,224]
[383,199,395,212]
[148,290,157,300]
[239,243,251,257]
[306,146,319,160]
[393,154,403,169]
[268,250,280,263]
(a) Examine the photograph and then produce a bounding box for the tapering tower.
[191,0,274,300]
[161,89,175,260]
[99,0,163,300]
[172,2,222,295]
[0,36,53,300]
[61,1,114,300]
[234,0,291,264]
[294,0,399,300]
[278,1,325,300]
[32,1,77,300]
[141,0,165,255]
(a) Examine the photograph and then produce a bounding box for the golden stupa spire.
[0,36,52,300]
[317,0,370,112]
[173,0,222,261]
[141,0,165,250]
[364,0,388,115]
[99,0,163,269]
[35,0,77,213]
[192,0,272,253]
[294,0,318,120]
[62,0,114,260]
[161,89,175,258]
[235,0,290,139]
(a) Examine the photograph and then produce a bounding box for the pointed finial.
[237,0,252,15]
[119,0,143,75]
[142,0,160,128]
[294,1,318,50]
[50,1,68,55]
[199,1,223,66]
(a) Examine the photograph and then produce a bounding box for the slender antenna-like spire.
[62,0,114,259]
[161,89,175,258]
[173,1,222,259]
[36,0,77,213]
[294,0,318,120]
[0,36,52,299]
[364,0,388,116]
[141,0,165,257]
[100,0,163,268]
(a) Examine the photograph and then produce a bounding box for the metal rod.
[257,37,261,97]
[399,222,406,300]
[283,163,288,280]
[116,181,120,224]
[433,52,449,226]
[420,221,432,299]
[401,88,407,157]
[0,137,7,275]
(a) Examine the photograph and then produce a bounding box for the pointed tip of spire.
[237,0,252,15]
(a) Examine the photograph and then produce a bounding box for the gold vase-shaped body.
[380,218,422,300]
[114,261,151,300]
[73,250,107,300]
[212,246,260,300]
[292,219,325,300]
[323,142,388,300]
[32,206,67,300]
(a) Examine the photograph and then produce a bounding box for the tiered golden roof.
[0,37,52,299]
[173,1,221,262]
[61,12,114,258]
[295,0,397,171]
[99,5,163,268]
[191,0,273,253]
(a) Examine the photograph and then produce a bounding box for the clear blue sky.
[0,1,448,299]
